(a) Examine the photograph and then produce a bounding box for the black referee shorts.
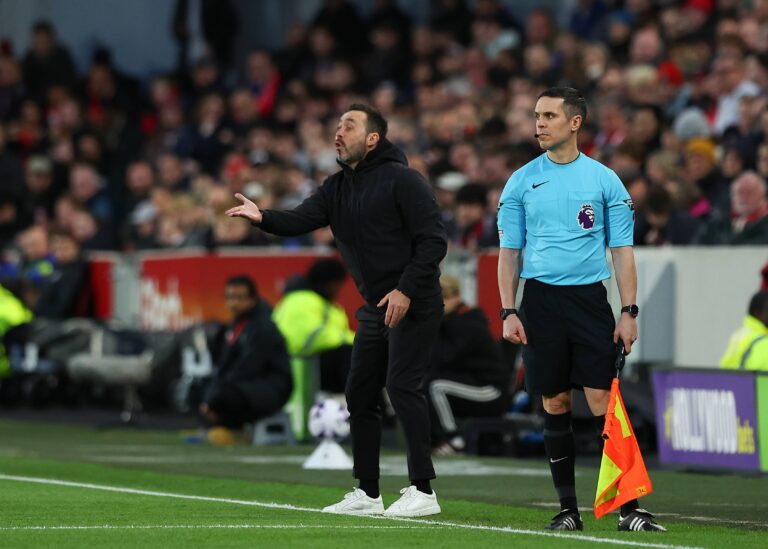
[519,278,615,395]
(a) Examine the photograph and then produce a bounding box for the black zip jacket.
[258,139,448,306]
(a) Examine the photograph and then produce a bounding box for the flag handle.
[614,343,626,378]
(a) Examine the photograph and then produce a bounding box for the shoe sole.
[322,509,385,515]
[383,505,442,517]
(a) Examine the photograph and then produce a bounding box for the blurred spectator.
[0,124,24,197]
[157,151,190,192]
[362,22,411,92]
[721,290,768,370]
[69,207,115,250]
[124,201,160,251]
[636,185,700,246]
[431,0,472,46]
[0,1,763,258]
[570,0,609,42]
[25,155,61,222]
[33,230,91,319]
[172,0,238,75]
[175,93,231,175]
[243,50,281,119]
[197,275,293,439]
[21,21,77,104]
[684,138,729,216]
[0,224,55,289]
[712,54,761,136]
[185,56,227,110]
[697,171,768,245]
[273,257,355,394]
[426,274,509,455]
[758,143,768,181]
[312,0,366,61]
[452,183,499,250]
[123,160,156,224]
[0,49,22,122]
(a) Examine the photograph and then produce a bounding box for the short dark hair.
[645,185,673,215]
[306,258,347,298]
[307,258,347,287]
[226,275,257,298]
[538,87,588,122]
[32,20,54,35]
[455,183,488,206]
[347,103,388,140]
[748,290,768,319]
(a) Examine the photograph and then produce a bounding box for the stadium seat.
[66,327,153,424]
[252,411,295,445]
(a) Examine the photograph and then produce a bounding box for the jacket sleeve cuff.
[253,210,269,228]
[396,281,416,300]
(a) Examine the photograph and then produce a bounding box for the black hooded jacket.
[259,139,447,306]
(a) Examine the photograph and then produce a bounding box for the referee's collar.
[545,151,581,165]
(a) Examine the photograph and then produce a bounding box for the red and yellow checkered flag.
[594,376,653,519]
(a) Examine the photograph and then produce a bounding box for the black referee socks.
[544,411,577,512]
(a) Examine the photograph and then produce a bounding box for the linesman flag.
[594,347,653,519]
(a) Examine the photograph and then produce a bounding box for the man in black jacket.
[226,104,447,517]
[199,275,293,436]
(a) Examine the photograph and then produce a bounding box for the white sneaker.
[322,488,384,515]
[383,486,441,517]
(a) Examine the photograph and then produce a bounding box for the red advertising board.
[138,250,364,331]
[477,251,502,338]
[88,253,118,320]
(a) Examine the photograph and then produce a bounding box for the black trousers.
[346,299,442,481]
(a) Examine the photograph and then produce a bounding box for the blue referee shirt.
[497,152,634,285]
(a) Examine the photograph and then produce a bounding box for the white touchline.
[0,525,442,531]
[0,474,701,549]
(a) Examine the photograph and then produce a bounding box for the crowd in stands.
[1,0,768,306]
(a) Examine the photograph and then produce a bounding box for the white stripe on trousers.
[428,379,502,433]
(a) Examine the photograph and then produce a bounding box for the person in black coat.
[226,104,447,517]
[21,21,77,104]
[426,274,510,455]
[199,275,292,431]
[33,230,91,319]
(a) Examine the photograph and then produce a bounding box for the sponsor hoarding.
[653,370,760,471]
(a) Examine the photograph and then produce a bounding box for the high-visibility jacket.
[272,290,354,357]
[720,315,768,371]
[0,285,33,377]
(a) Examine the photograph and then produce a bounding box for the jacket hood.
[339,138,408,174]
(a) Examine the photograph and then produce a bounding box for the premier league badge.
[577,203,595,230]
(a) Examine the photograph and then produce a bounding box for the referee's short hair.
[347,103,388,140]
[538,87,588,122]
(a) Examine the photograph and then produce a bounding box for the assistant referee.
[497,87,665,532]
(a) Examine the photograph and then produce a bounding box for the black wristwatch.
[500,308,518,320]
[620,304,639,318]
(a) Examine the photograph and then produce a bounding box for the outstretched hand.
[225,193,262,224]
[377,289,411,328]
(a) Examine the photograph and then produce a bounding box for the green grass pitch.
[0,420,766,548]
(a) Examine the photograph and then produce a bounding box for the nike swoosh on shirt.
[549,456,568,463]
[532,181,549,189]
